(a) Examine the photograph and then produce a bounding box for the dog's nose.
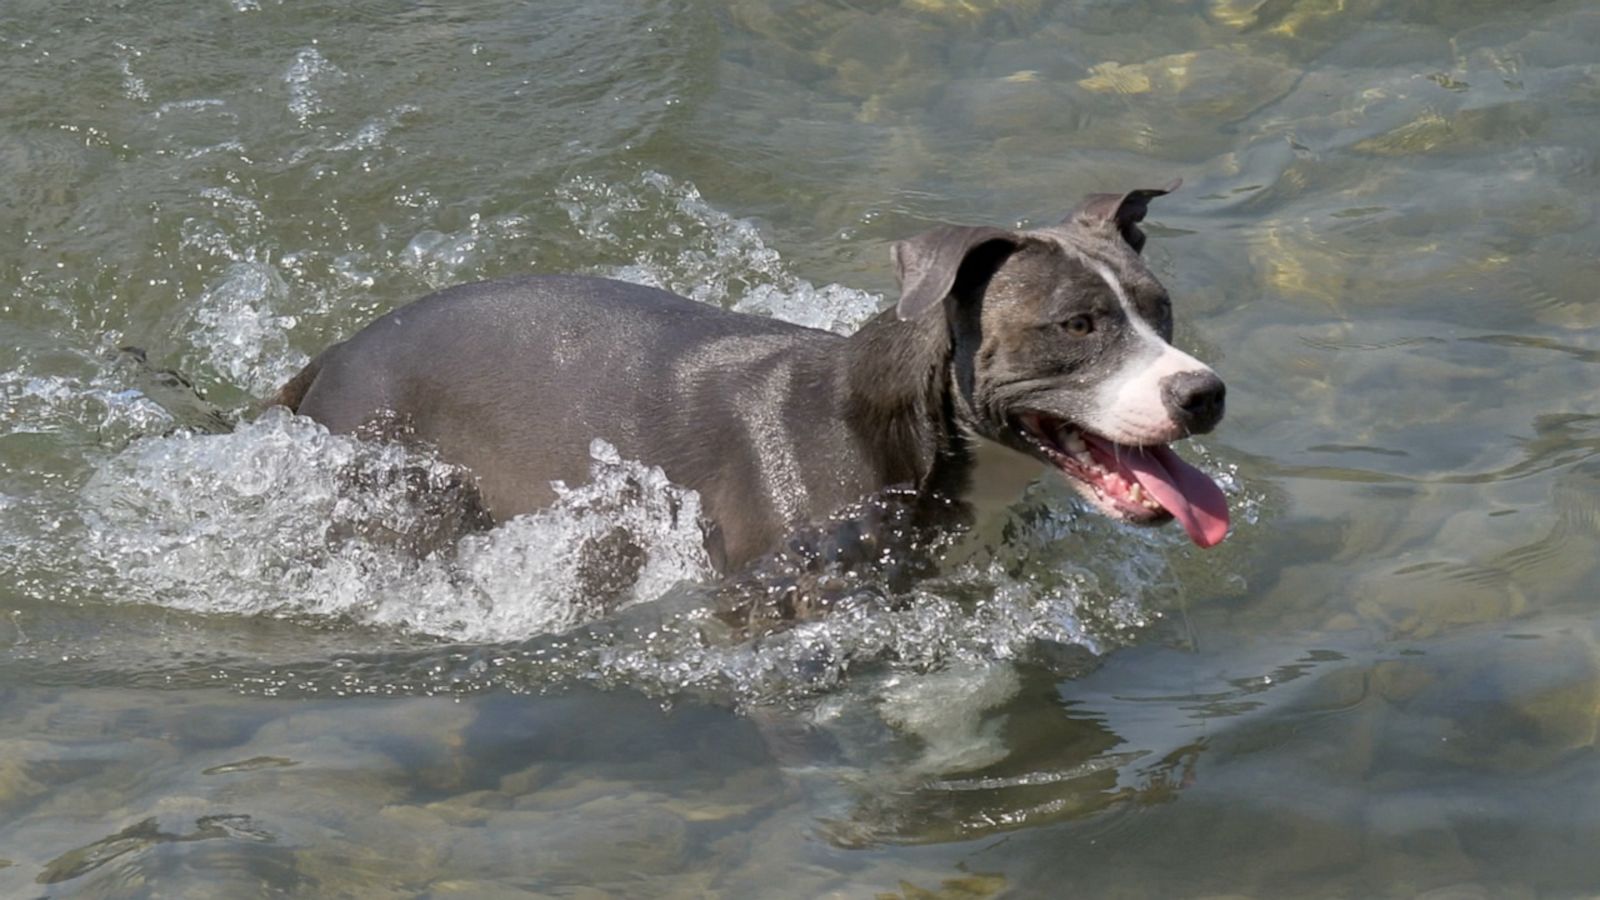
[1162,371,1225,435]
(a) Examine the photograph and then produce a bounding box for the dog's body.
[283,275,912,568]
[276,184,1230,571]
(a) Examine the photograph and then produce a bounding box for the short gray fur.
[275,185,1223,572]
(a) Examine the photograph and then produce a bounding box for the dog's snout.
[1162,371,1225,435]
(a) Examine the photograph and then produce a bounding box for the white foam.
[80,414,713,643]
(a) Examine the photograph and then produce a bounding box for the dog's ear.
[1064,177,1181,253]
[892,225,1019,320]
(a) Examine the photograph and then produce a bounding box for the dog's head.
[892,181,1230,547]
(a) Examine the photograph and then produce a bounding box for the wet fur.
[275,187,1220,585]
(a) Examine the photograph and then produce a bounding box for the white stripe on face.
[1081,259,1216,445]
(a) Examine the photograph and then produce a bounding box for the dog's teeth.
[1129,483,1143,503]
[1062,431,1086,454]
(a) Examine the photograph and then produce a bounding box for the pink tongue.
[1112,442,1231,548]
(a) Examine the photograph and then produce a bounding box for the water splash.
[0,370,173,442]
[182,262,307,398]
[79,413,713,643]
[573,559,1115,706]
[557,171,883,333]
[400,212,530,290]
[46,401,1178,706]
[3,171,1244,707]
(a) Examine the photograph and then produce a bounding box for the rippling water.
[3,0,1599,896]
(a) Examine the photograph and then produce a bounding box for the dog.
[271,181,1229,577]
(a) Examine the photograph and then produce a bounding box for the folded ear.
[1064,177,1181,253]
[891,225,1019,320]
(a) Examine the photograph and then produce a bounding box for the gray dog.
[273,182,1229,573]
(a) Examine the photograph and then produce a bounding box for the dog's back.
[282,275,868,566]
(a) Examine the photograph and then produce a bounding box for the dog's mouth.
[1015,413,1230,548]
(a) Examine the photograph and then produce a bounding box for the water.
[2,0,1598,895]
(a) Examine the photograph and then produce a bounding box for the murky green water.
[3,0,1600,896]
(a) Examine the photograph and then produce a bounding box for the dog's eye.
[1062,314,1094,337]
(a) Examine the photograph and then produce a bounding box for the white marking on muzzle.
[1081,260,1216,445]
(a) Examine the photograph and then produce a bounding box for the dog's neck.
[839,305,977,519]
